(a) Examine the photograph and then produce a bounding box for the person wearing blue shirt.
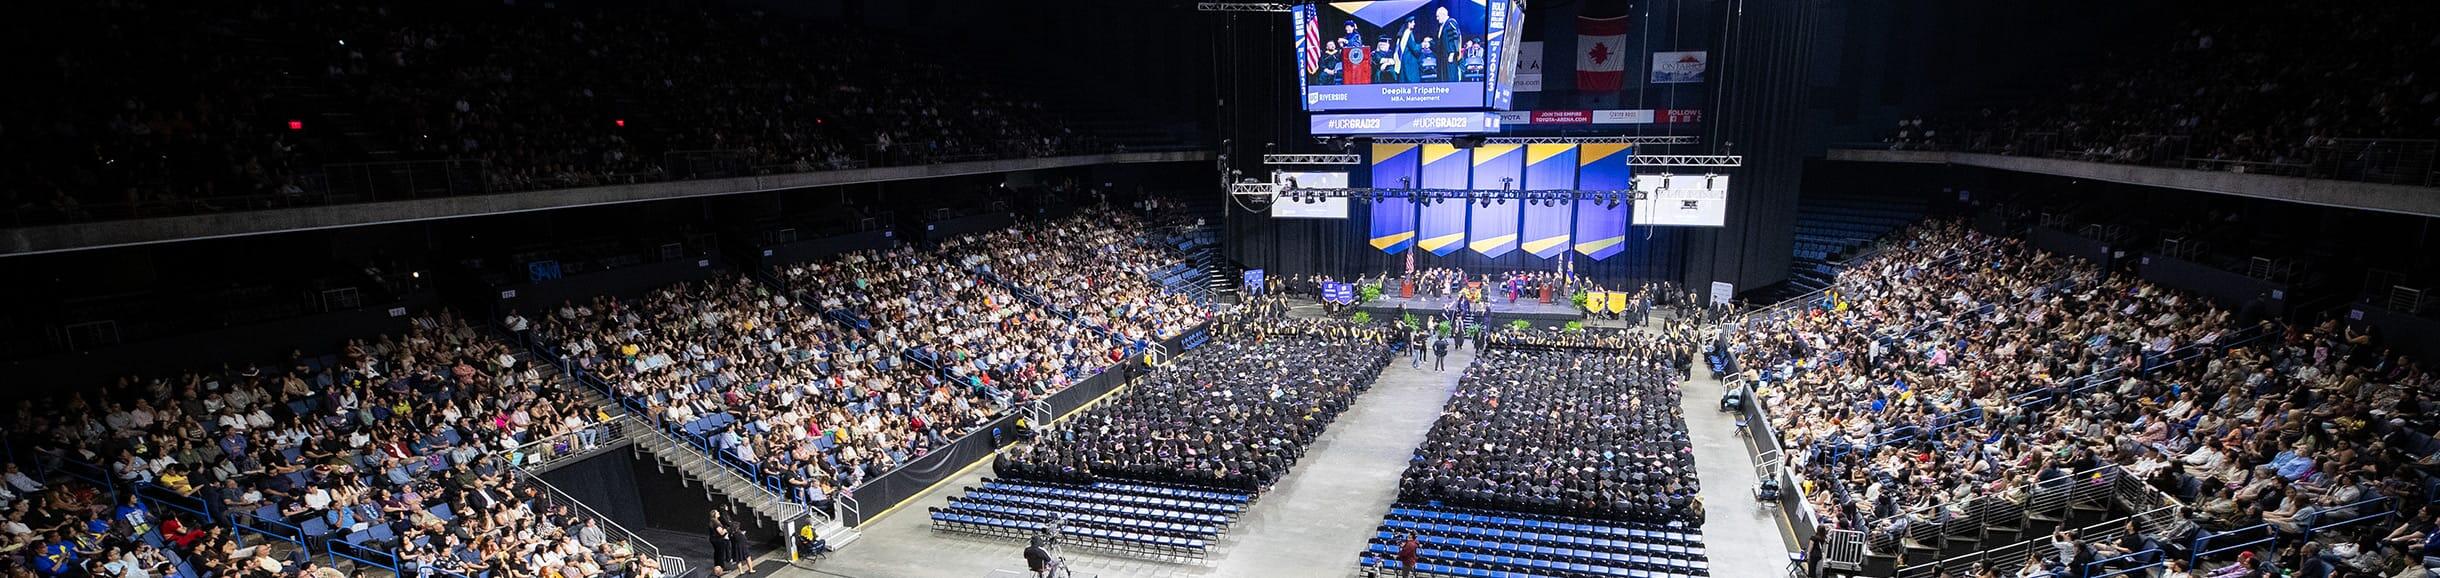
[34,533,77,576]
[113,495,152,535]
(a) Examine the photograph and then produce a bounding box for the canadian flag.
[1576,15,1631,91]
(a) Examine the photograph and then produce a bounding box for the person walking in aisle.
[1397,531,1421,577]
[1410,329,1427,369]
[1433,337,1450,371]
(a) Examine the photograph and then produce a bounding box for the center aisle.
[1201,344,1476,578]
[1677,352,1800,578]
[799,343,1477,578]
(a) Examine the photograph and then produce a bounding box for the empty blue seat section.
[1358,502,1711,577]
[930,477,1252,557]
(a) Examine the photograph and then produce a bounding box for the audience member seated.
[1729,220,2439,576]
[1401,328,1703,523]
[536,276,971,505]
[780,246,1122,397]
[948,208,1210,342]
[1,311,660,578]
[994,319,1391,493]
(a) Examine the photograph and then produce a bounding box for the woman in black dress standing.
[726,513,751,571]
[709,511,734,575]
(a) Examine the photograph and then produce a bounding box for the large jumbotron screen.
[1292,0,1523,112]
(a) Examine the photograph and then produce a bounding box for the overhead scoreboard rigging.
[1204,1,1740,235]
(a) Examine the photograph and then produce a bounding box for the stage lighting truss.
[1365,136,1701,146]
[1281,187,1646,209]
[1627,155,1743,167]
[1229,181,1280,203]
[1261,154,1366,165]
[1196,2,1292,12]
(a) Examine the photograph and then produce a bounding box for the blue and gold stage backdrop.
[1367,143,1419,253]
[1417,143,1472,256]
[1467,143,1524,257]
[1520,144,1578,258]
[1574,143,1634,260]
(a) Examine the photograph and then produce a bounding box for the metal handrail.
[504,414,634,469]
[512,329,829,526]
[835,494,862,529]
[505,440,664,564]
[2191,523,2272,565]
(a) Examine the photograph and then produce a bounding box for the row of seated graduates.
[991,316,1393,495]
[1369,321,1710,578]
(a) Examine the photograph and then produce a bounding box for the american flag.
[1300,8,1322,75]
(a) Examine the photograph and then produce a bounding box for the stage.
[1354,295,1585,321]
[1273,295,1634,326]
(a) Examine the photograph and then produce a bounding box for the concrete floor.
[780,311,1796,578]
[1677,346,1803,578]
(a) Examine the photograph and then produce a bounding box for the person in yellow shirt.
[158,466,195,496]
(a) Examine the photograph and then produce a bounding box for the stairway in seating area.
[1782,196,1926,296]
[930,476,1251,562]
[1146,220,1224,304]
[513,338,862,552]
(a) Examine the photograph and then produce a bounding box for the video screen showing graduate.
[1293,0,1491,111]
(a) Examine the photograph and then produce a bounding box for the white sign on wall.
[1272,171,1351,219]
[1631,173,1730,227]
[1516,41,1545,92]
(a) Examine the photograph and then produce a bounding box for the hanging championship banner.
[1573,144,1633,259]
[1369,144,1420,253]
[1520,144,1578,258]
[1417,143,1471,255]
[1467,143,1524,257]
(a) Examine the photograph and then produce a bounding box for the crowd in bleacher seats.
[536,275,976,508]
[1933,1,2439,172]
[2,311,663,578]
[994,319,1391,493]
[5,0,1095,222]
[1402,328,1704,523]
[780,246,1124,397]
[947,208,1209,342]
[1730,220,2440,576]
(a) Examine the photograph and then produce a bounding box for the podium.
[1538,286,1553,303]
[1400,281,1414,299]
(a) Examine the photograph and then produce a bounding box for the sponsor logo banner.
[1531,110,1594,124]
[1593,109,1656,124]
[1516,41,1544,92]
[1652,51,1708,84]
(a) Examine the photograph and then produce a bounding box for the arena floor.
[782,312,1793,578]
